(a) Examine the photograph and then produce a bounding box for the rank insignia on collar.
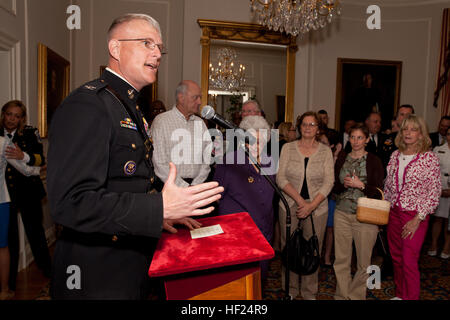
[120,118,137,131]
[248,176,254,183]
[84,85,96,90]
[124,161,137,175]
[128,89,135,99]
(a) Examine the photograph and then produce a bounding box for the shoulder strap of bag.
[309,214,316,236]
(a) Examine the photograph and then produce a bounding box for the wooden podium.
[148,212,274,300]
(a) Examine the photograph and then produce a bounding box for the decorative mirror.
[198,19,298,123]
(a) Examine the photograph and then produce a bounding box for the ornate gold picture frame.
[38,43,70,138]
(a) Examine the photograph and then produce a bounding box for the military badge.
[84,85,96,90]
[384,138,393,146]
[248,176,254,184]
[124,161,137,175]
[120,118,137,131]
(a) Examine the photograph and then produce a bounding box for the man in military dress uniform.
[0,100,51,292]
[47,14,223,299]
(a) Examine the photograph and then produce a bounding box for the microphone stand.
[236,139,292,301]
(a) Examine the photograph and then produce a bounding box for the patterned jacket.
[384,150,441,219]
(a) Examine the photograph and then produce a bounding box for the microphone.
[201,105,255,145]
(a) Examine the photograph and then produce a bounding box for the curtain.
[433,8,450,116]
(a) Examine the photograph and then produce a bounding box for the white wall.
[183,0,448,130]
[299,0,449,130]
[0,0,71,269]
[72,0,184,107]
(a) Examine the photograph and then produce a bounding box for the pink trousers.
[387,206,429,300]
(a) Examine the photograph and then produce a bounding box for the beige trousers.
[333,209,378,300]
[279,204,328,299]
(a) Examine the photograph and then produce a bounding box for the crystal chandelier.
[209,47,246,92]
[250,0,341,36]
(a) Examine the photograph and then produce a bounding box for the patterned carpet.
[32,236,449,300]
[263,243,450,300]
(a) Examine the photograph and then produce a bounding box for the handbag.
[282,214,320,275]
[356,187,391,225]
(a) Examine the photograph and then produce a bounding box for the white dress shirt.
[150,106,212,187]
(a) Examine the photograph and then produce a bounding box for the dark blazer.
[339,132,352,154]
[47,70,163,299]
[332,151,385,200]
[0,126,46,201]
[429,132,442,149]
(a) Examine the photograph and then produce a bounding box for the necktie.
[371,134,376,146]
[7,133,12,139]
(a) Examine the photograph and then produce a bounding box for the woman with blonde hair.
[277,111,334,300]
[384,114,441,300]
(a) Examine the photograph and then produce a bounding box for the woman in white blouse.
[428,126,450,259]
[0,136,41,300]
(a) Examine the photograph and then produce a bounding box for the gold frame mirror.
[198,19,298,122]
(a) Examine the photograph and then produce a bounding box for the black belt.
[183,178,193,185]
[60,227,150,250]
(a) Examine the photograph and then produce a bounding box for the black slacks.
[8,197,51,290]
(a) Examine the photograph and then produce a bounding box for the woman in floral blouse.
[384,115,441,300]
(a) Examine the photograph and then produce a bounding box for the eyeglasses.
[118,38,167,54]
[301,122,318,128]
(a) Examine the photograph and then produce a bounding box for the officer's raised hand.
[162,162,223,220]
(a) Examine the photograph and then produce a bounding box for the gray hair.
[240,115,271,146]
[175,81,189,103]
[242,99,263,113]
[107,13,162,42]
[239,115,270,131]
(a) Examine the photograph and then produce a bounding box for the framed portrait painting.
[38,43,70,138]
[335,58,402,131]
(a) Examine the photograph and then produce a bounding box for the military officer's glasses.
[118,38,167,55]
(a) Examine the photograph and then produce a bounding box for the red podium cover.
[149,212,274,277]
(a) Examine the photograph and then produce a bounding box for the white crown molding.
[0,29,20,102]
[0,0,16,16]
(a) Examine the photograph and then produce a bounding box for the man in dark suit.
[0,100,51,293]
[318,109,339,150]
[364,112,384,158]
[380,104,415,168]
[430,116,450,148]
[47,13,223,299]
[340,119,356,154]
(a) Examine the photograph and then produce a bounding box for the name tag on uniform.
[120,118,137,131]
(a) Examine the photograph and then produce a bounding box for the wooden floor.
[9,245,54,300]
